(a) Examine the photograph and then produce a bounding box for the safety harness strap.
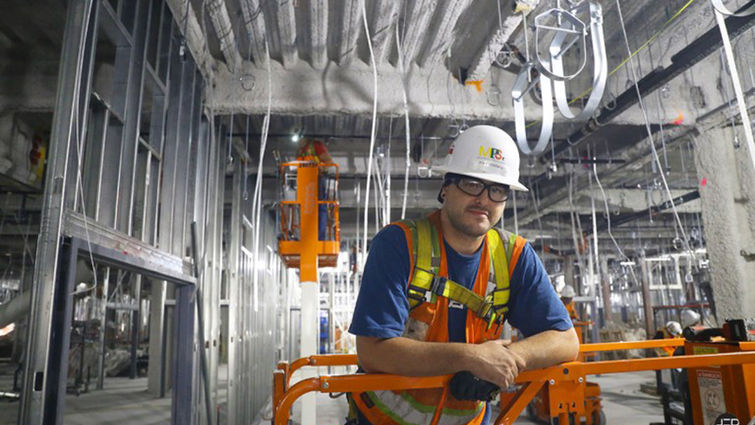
[406,219,518,326]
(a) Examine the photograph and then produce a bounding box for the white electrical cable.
[714,6,755,171]
[592,161,628,261]
[385,118,392,225]
[69,0,99,296]
[395,24,411,219]
[251,38,272,308]
[361,1,378,269]
[372,158,385,227]
[512,190,519,234]
[615,0,696,261]
[567,173,587,283]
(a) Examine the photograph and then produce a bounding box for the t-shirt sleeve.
[506,242,573,337]
[348,225,411,339]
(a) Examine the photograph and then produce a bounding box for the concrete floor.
[0,362,228,425]
[0,362,665,425]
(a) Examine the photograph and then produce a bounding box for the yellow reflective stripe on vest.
[486,229,509,316]
[407,219,433,309]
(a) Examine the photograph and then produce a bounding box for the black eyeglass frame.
[448,174,510,203]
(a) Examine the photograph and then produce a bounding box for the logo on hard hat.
[479,146,504,161]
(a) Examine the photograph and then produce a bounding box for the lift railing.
[279,161,340,242]
[272,339,755,425]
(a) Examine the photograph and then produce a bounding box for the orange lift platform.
[527,319,605,424]
[278,160,340,275]
[271,337,755,425]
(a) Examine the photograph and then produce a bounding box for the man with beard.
[347,125,579,425]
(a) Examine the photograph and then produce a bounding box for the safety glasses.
[453,176,509,202]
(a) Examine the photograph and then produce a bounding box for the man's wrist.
[505,342,529,371]
[457,342,479,374]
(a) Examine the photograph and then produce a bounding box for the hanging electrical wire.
[385,117,392,225]
[251,38,272,306]
[67,0,99,296]
[394,13,411,220]
[615,0,697,263]
[361,0,378,268]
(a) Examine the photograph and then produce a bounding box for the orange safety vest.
[351,211,527,425]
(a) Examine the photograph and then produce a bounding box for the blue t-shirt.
[348,224,573,425]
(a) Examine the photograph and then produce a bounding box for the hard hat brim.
[434,166,529,192]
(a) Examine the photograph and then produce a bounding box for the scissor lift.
[271,338,755,425]
[278,160,340,271]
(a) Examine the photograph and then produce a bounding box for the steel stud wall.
[16,0,228,424]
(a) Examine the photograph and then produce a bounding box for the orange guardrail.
[272,340,755,425]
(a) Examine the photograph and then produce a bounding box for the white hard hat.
[681,309,701,328]
[665,321,682,337]
[560,285,576,298]
[434,125,529,192]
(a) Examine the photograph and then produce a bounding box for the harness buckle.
[430,275,447,296]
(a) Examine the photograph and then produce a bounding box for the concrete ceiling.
[0,0,753,259]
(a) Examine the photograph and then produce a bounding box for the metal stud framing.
[18,1,223,424]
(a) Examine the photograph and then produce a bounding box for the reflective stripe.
[487,229,510,317]
[365,390,484,425]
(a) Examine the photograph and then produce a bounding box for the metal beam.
[64,211,195,283]
[551,2,755,158]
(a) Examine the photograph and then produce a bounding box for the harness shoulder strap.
[406,218,436,310]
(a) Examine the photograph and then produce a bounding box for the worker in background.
[559,284,578,320]
[653,321,683,356]
[680,309,702,330]
[347,125,579,425]
[296,138,334,240]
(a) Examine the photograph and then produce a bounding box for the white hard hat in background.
[434,125,529,192]
[560,285,576,298]
[681,309,701,328]
[665,321,682,337]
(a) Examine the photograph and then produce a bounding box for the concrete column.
[692,127,755,319]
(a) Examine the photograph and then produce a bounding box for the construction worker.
[347,125,579,425]
[654,321,683,356]
[559,284,578,320]
[680,309,702,329]
[296,138,334,240]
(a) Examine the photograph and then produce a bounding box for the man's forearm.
[357,336,475,376]
[507,328,579,370]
